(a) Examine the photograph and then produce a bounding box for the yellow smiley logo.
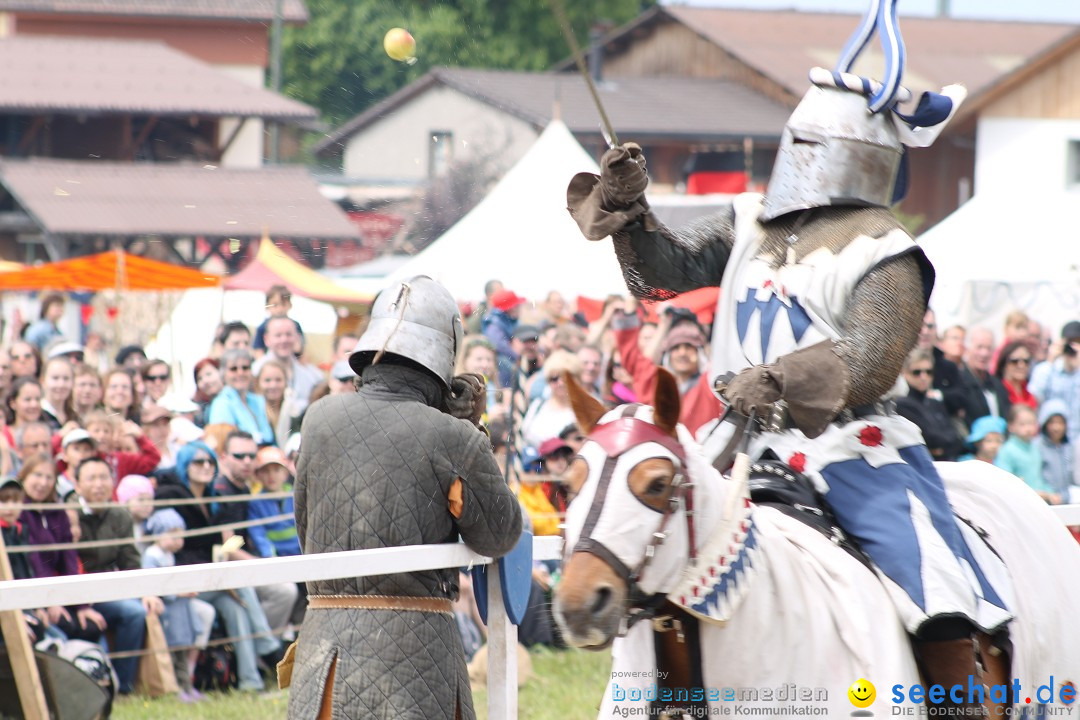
[848,678,876,708]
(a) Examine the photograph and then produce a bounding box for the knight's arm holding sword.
[565,137,927,440]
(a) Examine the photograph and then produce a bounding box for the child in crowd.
[995,405,1055,502]
[1033,399,1075,505]
[116,474,155,552]
[252,285,304,356]
[247,447,305,636]
[56,428,98,500]
[0,476,46,642]
[83,411,161,494]
[960,416,1007,464]
[141,509,215,703]
[247,447,299,559]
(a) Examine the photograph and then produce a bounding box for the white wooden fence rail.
[0,535,563,720]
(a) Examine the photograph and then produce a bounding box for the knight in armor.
[286,276,522,720]
[567,74,1013,710]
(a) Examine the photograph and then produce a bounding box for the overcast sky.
[668,0,1080,23]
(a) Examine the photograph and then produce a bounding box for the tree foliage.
[283,0,655,126]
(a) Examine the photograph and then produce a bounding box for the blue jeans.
[199,588,280,691]
[94,598,147,694]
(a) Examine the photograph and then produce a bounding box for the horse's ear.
[653,368,681,437]
[565,371,606,435]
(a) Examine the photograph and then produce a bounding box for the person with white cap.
[56,427,97,498]
[45,339,84,364]
[328,359,356,395]
[287,276,522,720]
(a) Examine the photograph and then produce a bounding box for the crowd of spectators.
[0,286,315,698]
[3,279,1077,701]
[899,308,1080,506]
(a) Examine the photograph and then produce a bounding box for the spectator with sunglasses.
[897,348,962,461]
[9,340,41,381]
[155,440,282,692]
[994,340,1037,410]
[208,349,274,446]
[211,431,297,650]
[140,358,173,407]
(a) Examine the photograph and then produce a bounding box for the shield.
[471,530,533,626]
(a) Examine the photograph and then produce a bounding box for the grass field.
[111,646,613,720]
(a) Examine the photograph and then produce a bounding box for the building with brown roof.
[556,5,1080,229]
[318,7,1079,229]
[0,0,310,169]
[0,0,367,268]
[0,159,358,270]
[0,35,314,164]
[314,67,792,191]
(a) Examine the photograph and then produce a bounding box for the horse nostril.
[591,585,613,617]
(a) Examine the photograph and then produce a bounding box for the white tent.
[389,120,629,301]
[918,191,1080,333]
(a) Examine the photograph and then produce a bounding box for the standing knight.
[567,68,1013,712]
[287,276,522,720]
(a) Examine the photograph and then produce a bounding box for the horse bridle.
[571,405,699,633]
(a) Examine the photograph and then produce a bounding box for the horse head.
[554,369,742,649]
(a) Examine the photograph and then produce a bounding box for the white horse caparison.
[552,371,1080,719]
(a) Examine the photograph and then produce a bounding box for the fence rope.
[104,623,293,661]
[17,490,293,512]
[5,513,294,554]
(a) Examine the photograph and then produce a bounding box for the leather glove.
[719,342,852,439]
[446,373,487,427]
[599,143,648,207]
[719,365,782,421]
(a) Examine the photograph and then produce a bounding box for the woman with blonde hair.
[39,356,76,430]
[456,335,500,420]
[519,349,583,450]
[256,359,298,447]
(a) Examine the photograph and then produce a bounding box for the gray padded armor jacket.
[287,362,522,720]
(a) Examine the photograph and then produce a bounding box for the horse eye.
[646,477,668,496]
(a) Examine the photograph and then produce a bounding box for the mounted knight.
[564,2,1019,712]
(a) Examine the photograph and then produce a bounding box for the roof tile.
[0,36,316,120]
[0,159,359,240]
[0,0,306,22]
[316,68,792,154]
[662,7,1079,99]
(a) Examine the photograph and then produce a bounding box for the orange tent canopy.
[0,249,220,291]
[224,239,372,310]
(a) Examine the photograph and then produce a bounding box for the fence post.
[0,531,49,720]
[486,560,518,720]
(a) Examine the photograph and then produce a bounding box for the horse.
[552,369,1080,718]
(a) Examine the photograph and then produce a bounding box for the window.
[429,131,453,177]
[1068,140,1080,188]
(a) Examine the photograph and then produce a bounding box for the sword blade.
[550,0,619,149]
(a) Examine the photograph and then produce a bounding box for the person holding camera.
[1030,321,1080,437]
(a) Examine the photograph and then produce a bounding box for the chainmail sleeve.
[613,208,736,302]
[836,252,929,407]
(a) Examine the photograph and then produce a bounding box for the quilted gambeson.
[288,362,522,719]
